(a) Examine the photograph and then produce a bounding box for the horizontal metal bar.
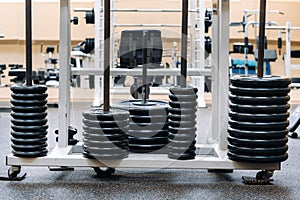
[71,68,211,76]
[265,26,300,31]
[114,24,185,27]
[73,8,93,12]
[111,9,201,13]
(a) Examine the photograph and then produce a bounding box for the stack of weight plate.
[82,109,129,160]
[168,87,198,160]
[10,84,48,157]
[116,100,169,153]
[228,76,291,163]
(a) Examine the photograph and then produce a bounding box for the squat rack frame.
[6,0,281,175]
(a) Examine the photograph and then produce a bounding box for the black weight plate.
[228,144,288,156]
[11,143,47,151]
[229,120,289,131]
[11,93,48,100]
[83,139,127,148]
[129,143,166,151]
[116,100,168,113]
[83,132,127,141]
[227,151,288,163]
[129,123,168,132]
[168,107,197,115]
[82,126,128,134]
[11,118,48,126]
[82,109,129,121]
[10,99,47,107]
[169,101,198,109]
[12,149,48,158]
[82,150,128,160]
[168,151,196,160]
[228,128,288,139]
[168,145,196,153]
[228,135,288,148]
[83,145,128,154]
[82,118,128,128]
[168,113,197,121]
[11,112,47,120]
[230,75,291,88]
[229,111,289,122]
[129,136,168,145]
[229,85,290,97]
[169,139,196,147]
[229,103,290,114]
[168,120,196,128]
[169,127,197,135]
[11,125,48,132]
[130,115,168,124]
[168,132,196,140]
[11,106,47,113]
[229,94,290,105]
[11,84,47,94]
[128,129,168,138]
[11,131,47,138]
[169,87,198,95]
[169,94,198,102]
[11,137,47,145]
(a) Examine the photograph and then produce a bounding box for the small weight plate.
[83,132,127,141]
[11,112,47,119]
[82,150,128,160]
[228,135,288,148]
[229,103,290,114]
[168,151,196,160]
[82,118,128,128]
[83,145,127,154]
[168,113,197,121]
[168,107,197,115]
[230,75,291,88]
[128,143,166,153]
[11,106,47,113]
[169,127,197,135]
[115,100,168,112]
[229,111,289,122]
[128,129,168,137]
[168,120,196,128]
[83,139,127,148]
[169,139,196,147]
[168,145,196,153]
[12,149,48,158]
[11,93,48,100]
[10,99,47,107]
[227,151,288,163]
[169,94,198,102]
[229,94,290,105]
[228,144,288,156]
[11,125,48,132]
[82,109,129,121]
[129,136,168,145]
[229,85,290,97]
[168,132,196,140]
[11,84,47,94]
[11,137,47,145]
[229,120,289,131]
[11,118,48,126]
[228,128,288,139]
[11,131,47,138]
[11,143,47,151]
[169,87,198,95]
[130,115,168,124]
[169,101,198,109]
[83,126,128,134]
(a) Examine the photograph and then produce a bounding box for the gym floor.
[0,102,299,200]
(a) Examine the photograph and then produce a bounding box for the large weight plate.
[168,107,197,115]
[83,139,128,149]
[11,131,47,138]
[10,99,47,107]
[130,115,168,124]
[11,137,47,145]
[11,143,47,151]
[230,75,291,88]
[227,151,288,163]
[83,145,128,154]
[11,112,47,119]
[128,143,166,153]
[168,132,196,140]
[115,100,168,114]
[168,120,196,128]
[229,120,288,131]
[11,84,47,94]
[83,132,127,141]
[11,125,48,132]
[228,144,288,156]
[229,111,289,122]
[11,93,48,100]
[169,139,196,147]
[168,113,196,121]
[229,85,290,97]
[82,150,128,160]
[169,94,198,102]
[169,127,197,135]
[169,87,198,95]
[11,106,47,113]
[228,128,288,139]
[82,118,128,128]
[83,126,128,134]
[11,118,48,126]
[228,135,288,148]
[229,103,290,114]
[168,151,196,160]
[12,149,48,157]
[82,109,129,121]
[128,129,168,137]
[169,101,198,109]
[168,145,196,153]
[129,136,168,145]
[229,94,290,105]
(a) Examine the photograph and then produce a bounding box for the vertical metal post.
[257,0,267,78]
[103,0,111,112]
[58,0,71,147]
[180,0,188,88]
[25,0,32,86]
[142,31,148,104]
[285,22,291,76]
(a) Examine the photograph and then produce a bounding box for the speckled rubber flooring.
[0,102,299,200]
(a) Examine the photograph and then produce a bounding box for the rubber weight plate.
[83,118,128,128]
[11,137,47,145]
[229,85,290,97]
[11,131,48,139]
[129,136,168,145]
[12,149,48,158]
[229,103,290,114]
[168,151,196,160]
[169,127,197,135]
[229,111,289,122]
[228,128,288,139]
[169,101,198,109]
[128,129,168,137]
[83,139,127,149]
[169,94,198,102]
[130,115,167,124]
[128,143,166,153]
[228,135,288,148]
[11,93,48,101]
[83,132,127,141]
[169,107,197,115]
[229,94,290,105]
[11,125,48,132]
[228,144,288,156]
[11,143,47,151]
[169,87,198,95]
[11,119,47,126]
[227,151,288,163]
[11,112,47,120]
[168,132,196,140]
[11,84,47,94]
[83,126,128,135]
[168,113,196,121]
[230,75,291,88]
[11,99,47,107]
[168,120,196,128]
[11,106,47,113]
[83,109,129,121]
[229,120,289,131]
